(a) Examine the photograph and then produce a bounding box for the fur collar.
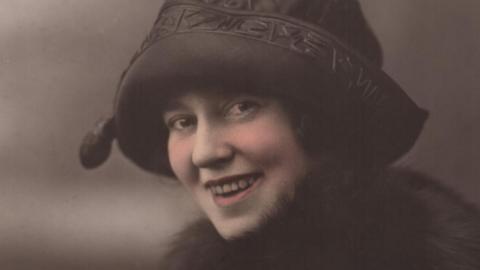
[159,167,480,270]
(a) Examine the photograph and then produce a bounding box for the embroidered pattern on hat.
[122,3,387,109]
[198,0,254,10]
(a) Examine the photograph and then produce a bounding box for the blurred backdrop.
[1,0,479,269]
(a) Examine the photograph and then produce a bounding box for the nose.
[191,123,234,169]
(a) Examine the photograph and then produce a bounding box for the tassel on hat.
[79,117,115,169]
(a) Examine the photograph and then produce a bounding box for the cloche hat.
[80,0,428,175]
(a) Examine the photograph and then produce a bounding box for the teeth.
[239,180,248,189]
[231,182,238,191]
[209,175,259,196]
[223,184,231,193]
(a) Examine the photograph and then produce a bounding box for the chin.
[195,173,302,240]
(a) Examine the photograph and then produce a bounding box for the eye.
[225,100,260,119]
[167,116,196,131]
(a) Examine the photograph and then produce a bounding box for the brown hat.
[80,0,428,175]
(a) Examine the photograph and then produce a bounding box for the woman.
[80,0,480,269]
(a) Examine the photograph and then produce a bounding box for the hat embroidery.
[200,0,254,10]
[122,3,385,109]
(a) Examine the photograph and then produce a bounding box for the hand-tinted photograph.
[1,0,479,269]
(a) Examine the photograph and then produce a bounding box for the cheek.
[228,118,301,167]
[167,136,194,181]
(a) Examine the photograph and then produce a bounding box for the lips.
[205,173,262,207]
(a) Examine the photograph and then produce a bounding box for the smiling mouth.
[205,173,262,206]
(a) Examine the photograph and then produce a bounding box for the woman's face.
[163,90,310,239]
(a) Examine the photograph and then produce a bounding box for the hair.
[276,94,377,174]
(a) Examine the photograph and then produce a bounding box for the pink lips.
[205,173,262,207]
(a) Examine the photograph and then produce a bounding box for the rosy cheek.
[168,136,194,183]
[228,119,296,166]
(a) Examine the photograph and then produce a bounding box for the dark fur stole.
[159,167,480,270]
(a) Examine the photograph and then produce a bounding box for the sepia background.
[1,0,479,269]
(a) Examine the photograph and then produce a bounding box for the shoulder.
[382,168,480,269]
[382,168,480,226]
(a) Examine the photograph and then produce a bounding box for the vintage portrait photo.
[1,0,479,269]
